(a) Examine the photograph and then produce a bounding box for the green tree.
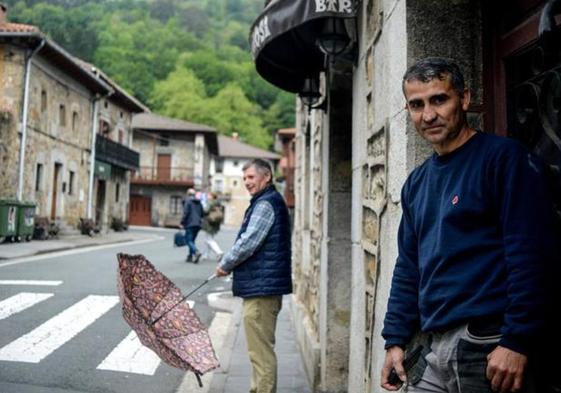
[207,83,272,149]
[150,67,208,121]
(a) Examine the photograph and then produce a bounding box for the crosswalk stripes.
[0,295,119,363]
[0,280,63,286]
[0,289,208,376]
[96,330,162,375]
[0,292,54,321]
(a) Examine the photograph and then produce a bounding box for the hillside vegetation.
[4,0,294,149]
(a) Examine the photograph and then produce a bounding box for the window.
[233,160,239,167]
[120,111,124,119]
[41,90,47,112]
[35,163,43,191]
[72,111,79,131]
[232,180,238,188]
[68,170,75,195]
[214,178,224,192]
[100,120,110,136]
[118,129,124,144]
[115,183,120,202]
[160,134,170,146]
[59,104,66,126]
[215,158,224,173]
[170,196,183,215]
[104,100,108,109]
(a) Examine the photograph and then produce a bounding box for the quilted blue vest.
[232,185,292,298]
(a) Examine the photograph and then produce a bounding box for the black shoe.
[186,255,193,263]
[193,252,202,264]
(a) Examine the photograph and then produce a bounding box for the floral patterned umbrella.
[116,253,219,386]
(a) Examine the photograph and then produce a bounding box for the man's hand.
[215,266,229,277]
[381,346,406,391]
[486,346,527,393]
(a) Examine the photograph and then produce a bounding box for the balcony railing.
[131,166,195,186]
[95,135,139,171]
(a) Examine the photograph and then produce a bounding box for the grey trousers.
[405,324,536,393]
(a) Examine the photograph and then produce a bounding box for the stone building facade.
[130,113,217,227]
[0,17,111,230]
[1,8,144,233]
[251,1,561,392]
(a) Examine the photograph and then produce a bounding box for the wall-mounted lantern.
[316,17,351,57]
[299,75,322,109]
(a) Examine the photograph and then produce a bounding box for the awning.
[250,0,356,93]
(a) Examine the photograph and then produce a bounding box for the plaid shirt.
[219,200,275,273]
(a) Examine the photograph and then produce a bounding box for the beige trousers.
[243,296,282,393]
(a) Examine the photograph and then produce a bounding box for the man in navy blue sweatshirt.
[380,57,556,393]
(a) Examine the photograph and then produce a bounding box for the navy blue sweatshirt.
[382,131,555,355]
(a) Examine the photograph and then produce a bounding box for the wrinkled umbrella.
[116,253,219,386]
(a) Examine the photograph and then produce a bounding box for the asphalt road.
[0,227,237,393]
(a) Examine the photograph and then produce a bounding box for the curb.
[0,236,157,260]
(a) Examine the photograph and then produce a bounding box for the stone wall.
[0,45,25,199]
[0,46,95,229]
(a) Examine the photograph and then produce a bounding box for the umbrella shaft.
[151,279,210,326]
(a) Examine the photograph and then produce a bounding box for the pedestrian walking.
[215,158,292,393]
[181,188,204,263]
[380,57,557,393]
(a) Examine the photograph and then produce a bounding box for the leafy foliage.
[4,0,296,149]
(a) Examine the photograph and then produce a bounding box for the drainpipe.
[86,96,100,219]
[16,38,45,201]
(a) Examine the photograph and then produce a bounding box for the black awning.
[250,0,356,93]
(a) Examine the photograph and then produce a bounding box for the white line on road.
[0,237,164,268]
[0,295,119,363]
[0,293,54,321]
[96,331,162,375]
[0,280,63,286]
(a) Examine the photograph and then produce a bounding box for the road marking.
[0,280,63,286]
[97,300,196,375]
[0,293,53,321]
[0,295,119,363]
[97,331,161,375]
[0,237,164,268]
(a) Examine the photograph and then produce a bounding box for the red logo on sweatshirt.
[452,195,459,205]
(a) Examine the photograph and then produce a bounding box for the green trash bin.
[0,199,19,243]
[17,201,36,242]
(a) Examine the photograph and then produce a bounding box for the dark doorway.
[51,163,62,220]
[95,179,106,227]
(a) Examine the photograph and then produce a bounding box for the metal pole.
[87,97,100,219]
[16,39,45,201]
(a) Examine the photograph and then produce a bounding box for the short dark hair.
[243,158,273,183]
[402,57,465,96]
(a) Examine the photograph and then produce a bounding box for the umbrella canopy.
[116,253,219,382]
[249,0,356,92]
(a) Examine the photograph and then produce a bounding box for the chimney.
[0,3,7,26]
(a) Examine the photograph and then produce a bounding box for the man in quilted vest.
[215,158,292,393]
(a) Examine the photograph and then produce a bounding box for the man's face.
[243,165,270,196]
[404,76,470,151]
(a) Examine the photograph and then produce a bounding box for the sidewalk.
[208,295,312,393]
[0,229,159,260]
